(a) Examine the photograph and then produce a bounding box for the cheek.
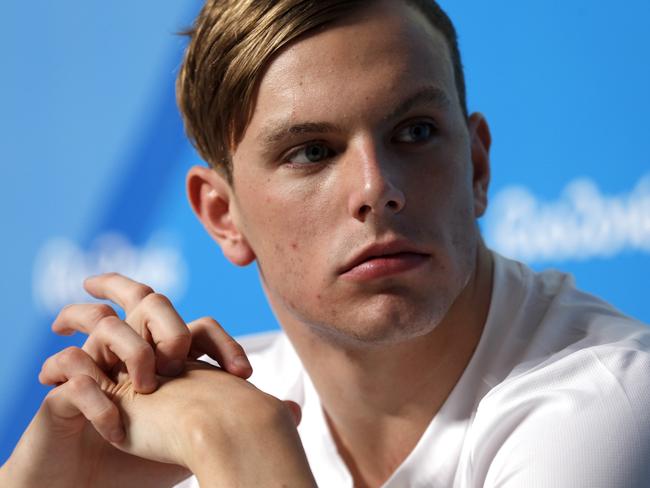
[410,152,472,218]
[239,185,331,294]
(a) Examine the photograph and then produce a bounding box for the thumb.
[282,400,302,427]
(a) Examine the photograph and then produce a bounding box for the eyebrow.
[384,85,452,121]
[259,121,343,146]
[257,85,452,147]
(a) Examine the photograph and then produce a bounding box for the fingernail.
[233,356,252,372]
[284,401,302,426]
[139,376,158,392]
[161,360,184,376]
[110,427,125,443]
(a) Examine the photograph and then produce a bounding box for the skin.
[188,1,493,486]
[2,1,493,487]
[0,275,313,488]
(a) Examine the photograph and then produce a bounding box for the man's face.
[227,1,489,345]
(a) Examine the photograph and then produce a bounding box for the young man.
[2,0,649,486]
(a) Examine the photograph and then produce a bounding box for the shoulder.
[479,331,650,422]
[482,353,649,487]
[466,253,650,486]
[468,346,650,486]
[488,252,649,378]
[469,320,650,486]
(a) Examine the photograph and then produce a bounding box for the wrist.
[0,456,61,488]
[183,399,316,487]
[0,414,77,488]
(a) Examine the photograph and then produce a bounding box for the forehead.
[245,1,457,135]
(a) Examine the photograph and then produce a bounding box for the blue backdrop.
[1,1,648,463]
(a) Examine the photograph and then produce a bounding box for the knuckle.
[43,388,63,407]
[192,316,221,332]
[165,331,192,349]
[90,402,119,427]
[175,324,192,339]
[253,395,288,426]
[88,304,116,323]
[132,284,155,302]
[96,314,121,332]
[59,346,86,366]
[141,292,170,309]
[127,343,154,365]
[67,375,96,394]
[200,316,220,328]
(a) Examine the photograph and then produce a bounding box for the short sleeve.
[469,348,650,488]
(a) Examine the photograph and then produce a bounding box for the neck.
[277,245,494,487]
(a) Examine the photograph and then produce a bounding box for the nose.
[346,141,406,222]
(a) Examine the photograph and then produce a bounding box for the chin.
[305,293,452,349]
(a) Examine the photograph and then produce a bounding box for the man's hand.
[108,361,315,487]
[54,272,253,391]
[0,273,254,488]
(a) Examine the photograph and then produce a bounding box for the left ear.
[467,112,492,218]
[186,165,256,267]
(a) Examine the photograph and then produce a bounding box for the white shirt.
[176,252,650,487]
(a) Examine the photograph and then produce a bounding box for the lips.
[339,239,430,280]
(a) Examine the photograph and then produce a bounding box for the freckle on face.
[291,242,298,250]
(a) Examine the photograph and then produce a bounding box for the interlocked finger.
[43,375,125,443]
[187,317,252,378]
[52,303,118,336]
[82,315,158,393]
[39,346,114,391]
[84,273,192,377]
[126,293,192,377]
[84,273,154,314]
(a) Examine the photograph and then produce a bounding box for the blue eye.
[286,142,333,164]
[393,122,435,143]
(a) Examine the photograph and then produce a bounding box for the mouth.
[339,240,430,281]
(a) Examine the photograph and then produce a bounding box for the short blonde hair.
[177,0,466,181]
